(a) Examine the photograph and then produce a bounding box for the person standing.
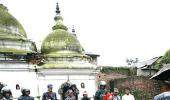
[81,91,90,100]
[103,90,113,100]
[0,82,7,99]
[94,81,107,100]
[18,88,34,100]
[113,88,121,100]
[122,87,135,100]
[65,89,76,100]
[42,84,57,100]
[70,84,79,100]
[153,91,170,100]
[1,86,13,100]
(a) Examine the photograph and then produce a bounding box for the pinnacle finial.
[72,25,77,37]
[56,3,60,14]
[72,25,75,33]
[53,2,68,31]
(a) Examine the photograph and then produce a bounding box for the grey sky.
[2,0,170,66]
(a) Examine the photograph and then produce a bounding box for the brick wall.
[96,72,128,89]
[110,76,169,100]
[96,71,170,100]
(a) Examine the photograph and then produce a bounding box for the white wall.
[0,71,38,99]
[0,63,97,100]
[137,69,157,76]
[38,74,96,100]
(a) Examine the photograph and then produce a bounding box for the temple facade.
[0,3,99,100]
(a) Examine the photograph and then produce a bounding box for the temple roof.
[40,3,96,69]
[0,4,27,39]
[41,3,85,56]
[0,4,36,54]
[41,29,84,55]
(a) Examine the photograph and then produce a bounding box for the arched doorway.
[58,81,79,100]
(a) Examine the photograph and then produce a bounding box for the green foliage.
[155,49,170,69]
[131,89,150,100]
[100,66,136,76]
[117,88,149,99]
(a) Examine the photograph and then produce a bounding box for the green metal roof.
[0,4,27,38]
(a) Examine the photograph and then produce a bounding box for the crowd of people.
[0,81,169,100]
[0,81,136,100]
[0,82,80,100]
[94,81,135,100]
[0,86,34,100]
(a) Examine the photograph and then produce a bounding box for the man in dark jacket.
[1,86,13,100]
[42,84,57,100]
[0,82,7,99]
[18,88,34,100]
[94,81,106,100]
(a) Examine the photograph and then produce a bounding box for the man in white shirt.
[122,87,135,100]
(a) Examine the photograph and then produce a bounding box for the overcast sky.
[2,0,170,66]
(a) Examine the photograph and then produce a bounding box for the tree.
[126,58,139,66]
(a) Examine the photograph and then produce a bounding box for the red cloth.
[104,93,114,100]
[103,94,107,100]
